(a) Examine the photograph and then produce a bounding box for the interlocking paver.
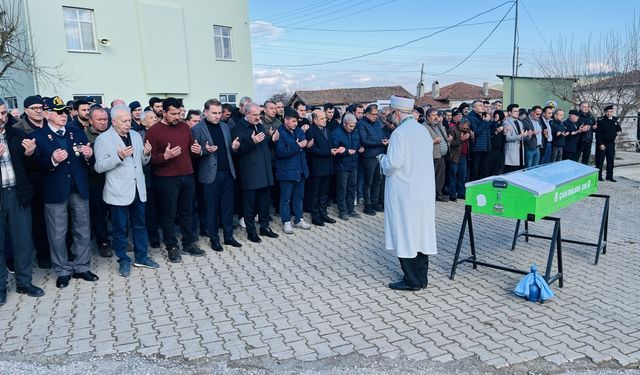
[0,178,638,370]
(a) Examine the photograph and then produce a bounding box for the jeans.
[203,170,235,243]
[279,178,305,224]
[448,158,467,199]
[154,174,197,249]
[336,169,356,214]
[540,145,553,164]
[361,156,382,207]
[524,148,540,168]
[89,183,109,244]
[110,192,148,263]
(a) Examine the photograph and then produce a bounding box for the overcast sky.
[249,0,638,103]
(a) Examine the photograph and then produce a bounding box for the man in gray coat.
[191,99,242,252]
[94,106,159,277]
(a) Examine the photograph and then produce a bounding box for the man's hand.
[251,130,265,144]
[599,144,606,151]
[348,149,356,155]
[301,124,310,133]
[446,134,453,142]
[232,137,240,151]
[205,141,218,153]
[117,145,134,159]
[81,143,93,158]
[190,140,201,154]
[461,133,470,141]
[306,138,314,148]
[164,143,182,160]
[271,129,280,142]
[358,147,365,153]
[381,138,390,146]
[143,140,152,156]
[21,138,36,156]
[52,148,68,163]
[433,136,442,144]
[297,138,308,148]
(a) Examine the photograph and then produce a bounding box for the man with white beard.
[377,96,437,291]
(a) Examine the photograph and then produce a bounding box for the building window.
[4,97,18,109]
[73,95,103,106]
[63,7,97,52]
[219,93,237,106]
[213,25,233,60]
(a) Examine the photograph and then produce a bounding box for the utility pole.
[510,0,519,104]
[416,63,425,98]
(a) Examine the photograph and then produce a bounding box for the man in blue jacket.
[357,104,388,215]
[275,109,312,234]
[467,100,491,180]
[32,96,99,289]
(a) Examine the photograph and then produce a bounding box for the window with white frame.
[63,7,97,52]
[4,97,18,109]
[213,25,233,60]
[219,93,237,106]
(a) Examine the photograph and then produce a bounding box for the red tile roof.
[430,81,502,100]
[289,86,414,106]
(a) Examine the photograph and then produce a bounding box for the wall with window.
[4,0,252,110]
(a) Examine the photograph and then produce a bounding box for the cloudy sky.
[249,0,638,103]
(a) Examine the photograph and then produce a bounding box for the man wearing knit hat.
[129,101,143,132]
[377,96,437,291]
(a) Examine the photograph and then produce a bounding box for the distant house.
[288,85,414,109]
[416,82,502,109]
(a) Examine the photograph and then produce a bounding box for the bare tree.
[536,16,640,118]
[0,0,67,92]
[269,91,292,105]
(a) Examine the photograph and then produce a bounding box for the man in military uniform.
[595,105,622,182]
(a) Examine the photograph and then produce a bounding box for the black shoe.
[150,241,161,249]
[73,271,99,282]
[247,233,262,243]
[259,227,279,238]
[339,213,349,221]
[210,241,224,252]
[606,177,617,182]
[321,216,337,224]
[184,244,206,257]
[37,258,52,269]
[449,196,457,202]
[436,195,449,202]
[16,284,45,298]
[598,176,605,182]
[311,219,325,226]
[56,275,71,289]
[167,246,182,263]
[0,289,5,305]
[373,204,384,212]
[363,206,377,216]
[199,230,210,237]
[388,280,421,291]
[224,238,243,248]
[98,242,113,258]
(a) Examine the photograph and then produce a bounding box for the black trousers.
[361,156,382,207]
[203,170,235,243]
[471,151,489,181]
[577,141,592,165]
[486,149,503,176]
[30,186,50,264]
[335,169,356,215]
[596,142,616,179]
[243,186,271,234]
[154,174,197,249]
[0,188,34,288]
[399,253,429,289]
[145,186,160,244]
[89,183,109,245]
[308,175,331,221]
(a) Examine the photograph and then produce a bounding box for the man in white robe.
[377,96,437,291]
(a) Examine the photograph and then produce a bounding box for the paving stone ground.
[1,171,639,372]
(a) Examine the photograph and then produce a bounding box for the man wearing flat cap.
[377,96,437,291]
[129,101,143,132]
[595,105,622,182]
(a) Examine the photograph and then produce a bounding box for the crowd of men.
[0,91,624,303]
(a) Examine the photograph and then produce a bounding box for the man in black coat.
[230,103,279,243]
[595,105,622,182]
[577,101,597,165]
[306,109,339,226]
[0,99,45,305]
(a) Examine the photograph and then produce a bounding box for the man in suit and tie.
[32,96,99,289]
[191,99,242,252]
[94,106,160,277]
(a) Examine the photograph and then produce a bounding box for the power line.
[266,0,362,26]
[303,0,397,28]
[520,0,550,49]
[273,18,515,33]
[260,0,345,22]
[433,2,516,75]
[254,1,515,68]
[283,0,385,28]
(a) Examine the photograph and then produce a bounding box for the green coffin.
[465,160,599,221]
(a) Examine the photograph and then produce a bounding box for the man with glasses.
[521,106,543,167]
[0,97,45,304]
[357,104,388,215]
[12,95,51,268]
[32,96,99,289]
